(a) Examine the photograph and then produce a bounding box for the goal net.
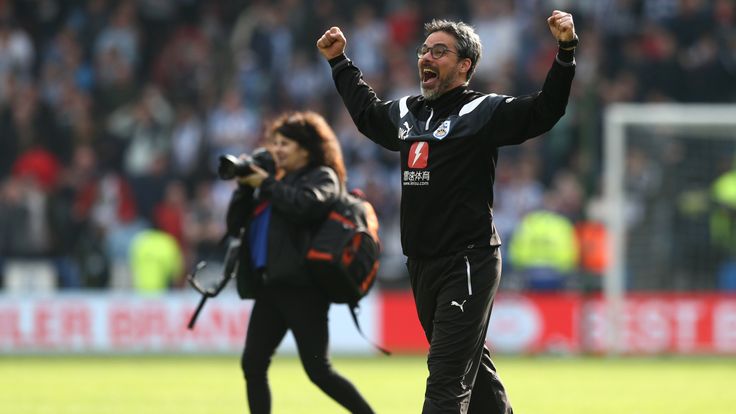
[602,103,736,352]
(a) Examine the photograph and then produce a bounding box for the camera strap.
[186,232,236,330]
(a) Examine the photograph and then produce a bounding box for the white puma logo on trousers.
[451,300,466,312]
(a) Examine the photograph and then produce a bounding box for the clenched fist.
[316,27,347,60]
[547,10,576,42]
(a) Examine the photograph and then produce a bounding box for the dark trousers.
[407,247,513,414]
[241,285,374,414]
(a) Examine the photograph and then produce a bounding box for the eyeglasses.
[416,44,458,59]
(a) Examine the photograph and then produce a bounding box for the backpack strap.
[348,304,391,356]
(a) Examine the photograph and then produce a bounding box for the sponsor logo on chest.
[403,170,430,186]
[405,141,430,186]
[408,141,428,169]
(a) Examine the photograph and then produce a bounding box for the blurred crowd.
[1,0,735,293]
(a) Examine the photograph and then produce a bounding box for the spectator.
[348,4,387,79]
[711,165,736,290]
[0,176,50,258]
[0,9,35,92]
[185,180,226,265]
[106,84,174,177]
[169,101,205,179]
[94,0,138,71]
[0,84,63,178]
[206,88,260,168]
[508,194,580,291]
[129,227,184,293]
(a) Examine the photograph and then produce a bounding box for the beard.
[419,70,461,101]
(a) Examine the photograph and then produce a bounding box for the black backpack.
[306,189,381,305]
[306,189,389,354]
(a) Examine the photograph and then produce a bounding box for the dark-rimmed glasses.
[416,44,458,59]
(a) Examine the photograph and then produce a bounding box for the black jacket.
[226,166,340,294]
[330,52,575,258]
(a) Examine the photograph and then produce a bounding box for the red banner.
[380,292,736,354]
[379,292,582,353]
[489,293,581,353]
[379,291,427,352]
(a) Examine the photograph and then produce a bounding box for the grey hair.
[424,19,482,81]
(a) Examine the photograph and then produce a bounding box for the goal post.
[603,103,736,354]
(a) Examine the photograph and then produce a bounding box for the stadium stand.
[1,0,735,292]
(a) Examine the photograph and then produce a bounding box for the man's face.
[417,31,468,101]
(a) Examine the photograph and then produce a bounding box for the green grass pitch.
[1,354,734,413]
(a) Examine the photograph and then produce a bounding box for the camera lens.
[217,149,274,180]
[218,154,248,180]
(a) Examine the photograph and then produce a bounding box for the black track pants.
[241,285,374,414]
[407,247,513,414]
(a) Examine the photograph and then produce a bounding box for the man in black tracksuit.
[317,10,577,414]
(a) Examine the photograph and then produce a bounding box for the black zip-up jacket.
[330,51,575,258]
[226,166,340,293]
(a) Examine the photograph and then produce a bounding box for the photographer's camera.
[217,147,276,180]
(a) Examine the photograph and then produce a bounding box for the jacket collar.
[423,85,468,110]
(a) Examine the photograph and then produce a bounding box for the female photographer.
[226,111,374,414]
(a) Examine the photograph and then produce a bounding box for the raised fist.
[316,26,347,60]
[547,10,576,42]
